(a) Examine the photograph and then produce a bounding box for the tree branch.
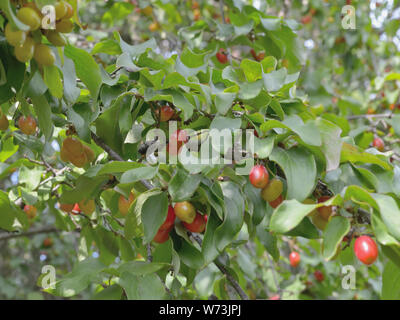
[0,226,60,241]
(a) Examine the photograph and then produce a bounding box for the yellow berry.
[55,19,74,33]
[14,37,35,63]
[34,44,56,66]
[17,7,41,31]
[45,30,67,47]
[261,179,283,202]
[5,23,27,47]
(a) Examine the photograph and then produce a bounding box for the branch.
[0,226,60,241]
[347,113,393,120]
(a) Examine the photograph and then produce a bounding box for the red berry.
[269,194,284,209]
[182,212,207,233]
[289,251,300,267]
[269,294,280,300]
[153,227,172,244]
[159,205,176,231]
[314,270,324,282]
[354,236,378,265]
[216,48,228,64]
[168,129,188,155]
[372,137,384,152]
[71,203,81,215]
[249,165,269,189]
[158,105,175,122]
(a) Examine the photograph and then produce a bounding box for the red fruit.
[43,237,53,248]
[289,251,300,267]
[269,295,280,300]
[269,194,284,209]
[159,205,176,231]
[301,15,312,24]
[158,105,175,122]
[24,205,37,219]
[182,212,207,233]
[372,137,384,152]
[168,129,188,155]
[314,270,324,282]
[153,227,172,244]
[317,196,333,220]
[216,48,228,64]
[250,48,258,60]
[249,165,269,189]
[354,236,378,265]
[71,203,81,215]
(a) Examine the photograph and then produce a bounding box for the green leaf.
[118,261,169,275]
[244,181,268,226]
[43,65,63,98]
[214,92,236,115]
[240,59,262,82]
[372,194,400,241]
[31,95,54,142]
[382,261,400,300]
[322,216,351,260]
[141,191,169,243]
[0,137,19,162]
[168,169,202,202]
[119,272,166,300]
[64,45,102,99]
[269,147,316,201]
[120,166,158,184]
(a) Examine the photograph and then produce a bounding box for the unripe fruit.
[354,235,378,265]
[157,105,175,122]
[5,23,27,47]
[149,21,160,32]
[317,196,333,220]
[55,1,68,20]
[56,19,74,33]
[23,2,42,16]
[174,201,196,224]
[142,6,153,16]
[249,165,269,189]
[0,113,9,131]
[18,115,37,135]
[182,212,207,233]
[303,198,317,216]
[62,137,84,158]
[34,44,56,66]
[118,192,135,216]
[289,251,300,267]
[14,37,35,63]
[72,203,81,215]
[45,31,67,47]
[216,48,228,64]
[64,2,74,19]
[43,237,53,248]
[59,203,74,213]
[153,227,171,244]
[372,137,384,152]
[83,145,95,163]
[193,9,201,21]
[261,178,283,202]
[314,270,324,282]
[78,199,95,216]
[17,7,41,31]
[269,194,283,209]
[24,205,37,219]
[159,206,176,231]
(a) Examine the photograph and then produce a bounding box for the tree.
[0,0,399,300]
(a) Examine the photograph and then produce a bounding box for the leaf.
[214,92,236,115]
[43,65,63,98]
[168,169,202,202]
[64,45,102,99]
[256,227,280,262]
[119,272,166,300]
[118,261,169,275]
[284,217,319,239]
[269,197,342,234]
[341,142,392,171]
[382,261,400,300]
[0,137,19,162]
[269,147,316,201]
[141,191,169,243]
[0,0,29,31]
[31,96,54,142]
[372,194,400,241]
[263,68,287,92]
[244,181,268,226]
[322,216,351,260]
[240,59,262,82]
[120,166,158,184]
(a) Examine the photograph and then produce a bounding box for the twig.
[347,113,393,120]
[0,226,60,241]
[147,243,153,262]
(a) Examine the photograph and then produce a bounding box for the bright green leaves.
[120,166,158,184]
[43,65,63,99]
[240,59,262,82]
[31,95,54,142]
[372,194,400,241]
[141,191,169,243]
[65,45,102,99]
[322,216,350,261]
[269,147,316,201]
[0,190,26,231]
